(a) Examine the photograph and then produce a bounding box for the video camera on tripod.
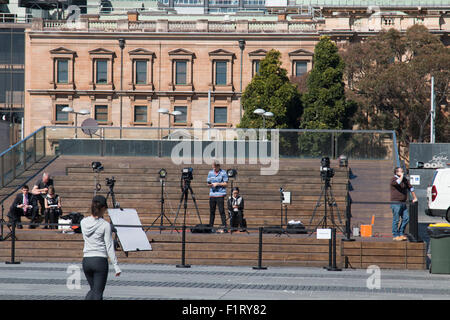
[106,176,116,188]
[105,176,119,209]
[320,157,335,181]
[181,167,193,181]
[172,167,203,231]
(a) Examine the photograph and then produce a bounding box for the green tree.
[239,49,302,129]
[342,25,450,160]
[298,36,356,157]
[300,36,356,130]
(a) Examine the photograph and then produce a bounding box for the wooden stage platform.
[0,228,427,270]
[0,156,427,270]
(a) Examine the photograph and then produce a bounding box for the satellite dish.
[81,118,99,137]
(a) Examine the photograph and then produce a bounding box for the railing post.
[33,133,37,163]
[343,190,355,242]
[5,220,20,265]
[23,139,27,171]
[0,202,4,240]
[408,200,422,243]
[325,228,341,271]
[1,155,4,187]
[43,127,46,158]
[176,225,191,268]
[253,227,267,270]
[12,145,16,180]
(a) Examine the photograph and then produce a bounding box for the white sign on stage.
[108,208,152,252]
[316,228,332,240]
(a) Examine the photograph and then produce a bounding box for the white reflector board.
[108,208,152,252]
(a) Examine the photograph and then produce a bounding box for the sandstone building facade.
[24,9,449,136]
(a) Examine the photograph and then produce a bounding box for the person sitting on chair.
[44,185,62,229]
[7,185,39,229]
[227,187,245,233]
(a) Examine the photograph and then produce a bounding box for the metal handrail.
[0,126,45,158]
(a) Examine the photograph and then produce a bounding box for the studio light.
[339,155,348,168]
[227,169,237,178]
[159,168,167,179]
[92,161,104,172]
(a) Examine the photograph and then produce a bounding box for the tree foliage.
[239,49,302,129]
[342,25,450,154]
[300,36,356,130]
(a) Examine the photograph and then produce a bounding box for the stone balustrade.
[32,14,448,33]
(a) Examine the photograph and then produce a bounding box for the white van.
[426,168,450,222]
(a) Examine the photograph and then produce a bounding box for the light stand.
[226,169,237,225]
[150,169,173,233]
[91,162,103,197]
[275,187,289,237]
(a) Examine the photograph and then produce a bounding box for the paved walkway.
[0,262,449,301]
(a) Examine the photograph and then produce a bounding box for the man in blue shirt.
[207,160,228,233]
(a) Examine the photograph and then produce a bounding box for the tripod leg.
[309,186,325,225]
[325,187,345,234]
[328,187,343,224]
[188,185,203,225]
[171,187,187,234]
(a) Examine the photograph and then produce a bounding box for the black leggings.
[82,257,109,300]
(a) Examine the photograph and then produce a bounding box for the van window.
[430,170,438,185]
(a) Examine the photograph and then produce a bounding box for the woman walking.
[81,195,121,300]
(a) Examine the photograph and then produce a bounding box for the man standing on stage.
[207,161,228,233]
[390,167,418,241]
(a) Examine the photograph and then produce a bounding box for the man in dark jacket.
[8,185,39,229]
[390,167,418,241]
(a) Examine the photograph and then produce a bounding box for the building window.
[57,59,69,84]
[214,107,227,124]
[134,105,147,123]
[95,105,108,123]
[215,61,227,85]
[253,60,260,76]
[89,48,115,90]
[175,61,187,85]
[383,18,393,26]
[96,60,108,84]
[135,60,147,84]
[295,61,307,77]
[174,106,187,124]
[55,104,69,122]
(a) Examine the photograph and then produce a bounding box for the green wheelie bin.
[427,223,450,274]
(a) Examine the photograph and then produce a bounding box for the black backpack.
[60,212,84,233]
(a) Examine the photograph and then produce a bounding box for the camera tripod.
[105,178,120,209]
[309,176,344,234]
[149,178,173,233]
[172,178,202,233]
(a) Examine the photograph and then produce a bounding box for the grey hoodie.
[81,216,121,274]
